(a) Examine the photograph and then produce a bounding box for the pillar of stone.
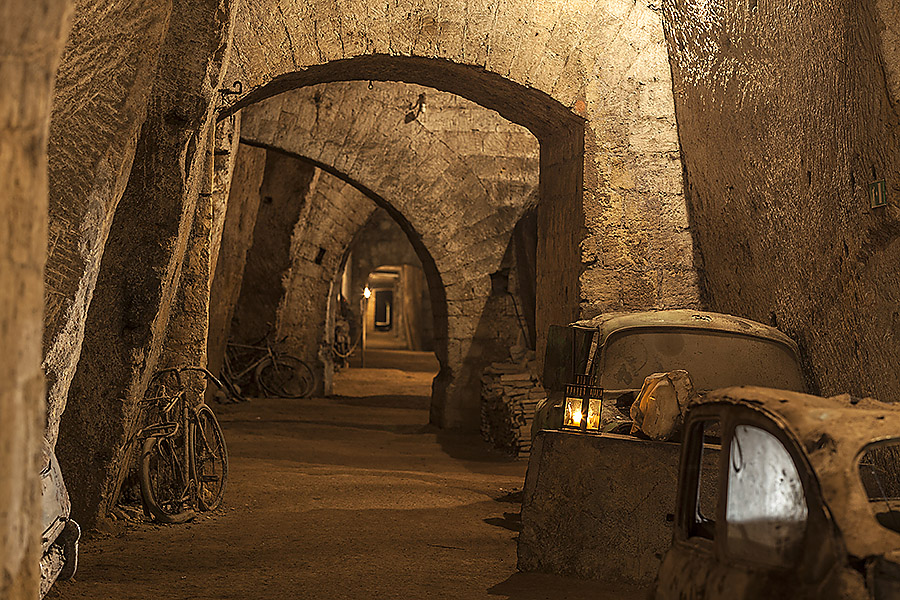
[0,1,72,597]
[57,0,238,527]
[207,143,268,383]
[42,0,173,450]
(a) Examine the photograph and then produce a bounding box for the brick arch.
[243,81,540,427]
[224,53,585,352]
[223,2,703,361]
[240,81,538,291]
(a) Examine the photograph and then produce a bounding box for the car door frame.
[665,402,841,597]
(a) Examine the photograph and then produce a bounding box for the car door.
[656,404,839,600]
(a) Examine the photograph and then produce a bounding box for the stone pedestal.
[518,430,718,585]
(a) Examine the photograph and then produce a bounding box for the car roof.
[694,386,900,558]
[572,309,800,353]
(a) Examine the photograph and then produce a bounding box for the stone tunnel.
[3,0,900,598]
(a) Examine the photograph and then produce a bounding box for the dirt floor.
[50,351,646,599]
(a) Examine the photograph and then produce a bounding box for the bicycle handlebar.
[151,365,232,399]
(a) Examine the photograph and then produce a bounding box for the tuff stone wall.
[57,0,238,526]
[663,1,900,401]
[230,150,315,347]
[208,143,267,385]
[241,81,540,428]
[224,2,703,341]
[0,2,72,596]
[43,0,172,448]
[209,114,242,281]
[519,431,718,584]
[275,172,376,395]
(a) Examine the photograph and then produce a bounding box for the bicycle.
[332,317,359,370]
[138,366,229,524]
[223,336,316,399]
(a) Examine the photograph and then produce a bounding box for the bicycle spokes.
[194,405,228,511]
[147,438,191,515]
[139,366,229,522]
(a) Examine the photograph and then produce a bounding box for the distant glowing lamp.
[562,375,602,433]
[361,286,371,367]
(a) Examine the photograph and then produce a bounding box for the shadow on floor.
[225,417,430,435]
[483,511,521,532]
[436,429,520,465]
[345,348,440,372]
[494,489,523,503]
[330,393,431,410]
[487,572,650,600]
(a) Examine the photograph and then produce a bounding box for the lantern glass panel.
[586,398,601,431]
[563,397,584,428]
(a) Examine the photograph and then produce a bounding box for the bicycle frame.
[140,373,192,511]
[139,366,231,516]
[226,341,278,381]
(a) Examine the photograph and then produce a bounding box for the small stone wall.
[518,431,717,585]
[479,345,546,457]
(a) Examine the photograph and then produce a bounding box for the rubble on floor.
[480,344,547,457]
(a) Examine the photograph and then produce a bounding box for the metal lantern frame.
[562,373,603,433]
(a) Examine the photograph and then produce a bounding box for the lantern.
[562,374,602,432]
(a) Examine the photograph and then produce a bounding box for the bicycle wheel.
[255,355,315,398]
[192,404,228,511]
[139,436,195,523]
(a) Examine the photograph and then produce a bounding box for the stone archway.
[224,55,585,361]
[239,80,540,428]
[221,1,703,330]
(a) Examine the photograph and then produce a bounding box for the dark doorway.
[374,290,393,330]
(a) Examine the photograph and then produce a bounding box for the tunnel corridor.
[46,353,642,600]
[5,1,900,598]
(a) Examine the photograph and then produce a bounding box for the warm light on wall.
[363,286,371,299]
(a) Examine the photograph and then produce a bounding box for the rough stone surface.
[0,1,72,597]
[663,1,900,401]
[209,113,242,281]
[207,142,267,385]
[518,431,717,585]
[224,2,702,341]
[42,0,172,448]
[275,172,377,395]
[57,0,237,526]
[230,151,315,346]
[160,186,214,379]
[241,81,540,428]
[480,352,545,456]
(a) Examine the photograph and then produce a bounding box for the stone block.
[518,430,718,585]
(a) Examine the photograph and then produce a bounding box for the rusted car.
[40,438,80,597]
[655,386,900,600]
[533,309,808,435]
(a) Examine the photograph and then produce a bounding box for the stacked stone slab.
[480,345,547,457]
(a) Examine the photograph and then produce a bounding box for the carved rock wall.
[0,1,72,597]
[663,0,900,400]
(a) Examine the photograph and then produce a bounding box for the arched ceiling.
[240,80,539,293]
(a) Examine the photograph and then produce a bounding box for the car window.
[599,329,806,392]
[725,425,808,565]
[858,440,900,534]
[684,419,721,540]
